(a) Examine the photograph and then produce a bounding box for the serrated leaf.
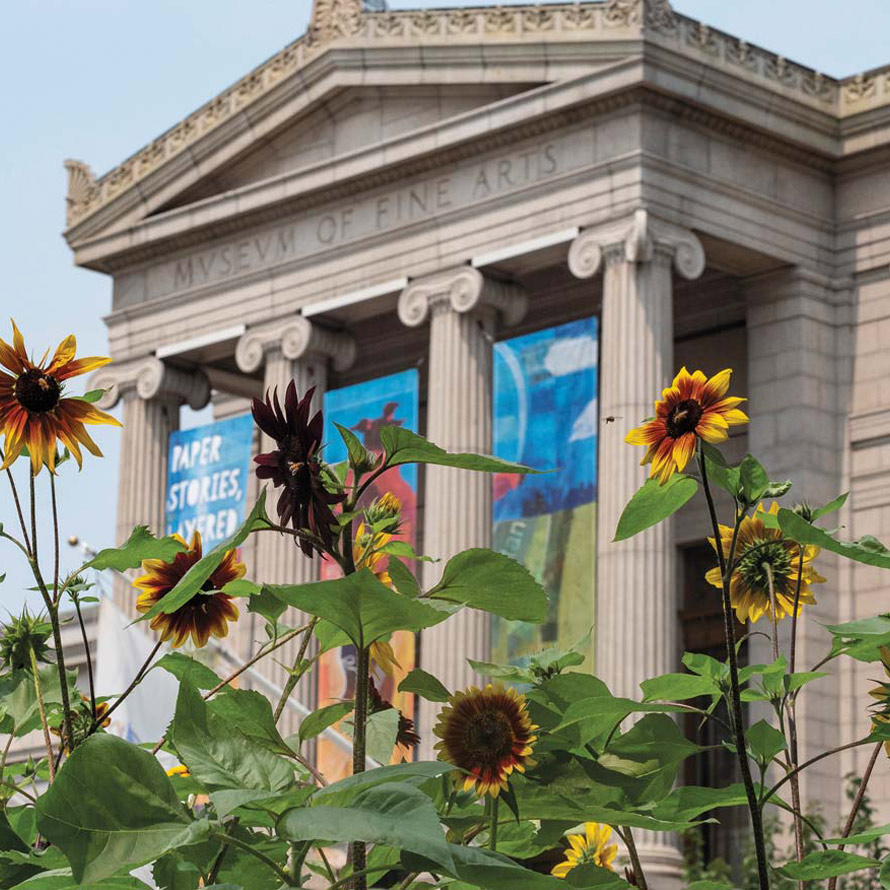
[746,719,787,766]
[334,421,374,473]
[152,653,222,691]
[387,557,420,597]
[399,668,451,702]
[84,526,186,573]
[778,507,890,570]
[640,672,719,703]
[812,492,849,521]
[614,475,698,542]
[776,850,880,880]
[299,701,354,744]
[366,708,400,765]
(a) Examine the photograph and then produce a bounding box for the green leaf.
[278,782,454,867]
[398,668,451,703]
[776,850,880,880]
[387,557,420,597]
[745,719,787,766]
[366,708,400,765]
[812,492,849,521]
[79,389,107,404]
[10,872,155,889]
[429,549,547,622]
[170,681,294,817]
[84,526,186,573]
[267,569,449,647]
[881,857,890,890]
[701,443,741,498]
[738,454,792,504]
[377,539,433,562]
[640,672,719,703]
[152,653,222,691]
[0,666,77,736]
[208,688,291,756]
[299,701,354,744]
[245,586,288,625]
[36,734,210,883]
[334,421,375,473]
[139,494,268,622]
[312,762,453,808]
[824,823,890,845]
[468,659,534,684]
[152,851,202,890]
[777,507,890,570]
[827,615,890,662]
[614,475,698,542]
[686,883,739,890]
[380,426,541,474]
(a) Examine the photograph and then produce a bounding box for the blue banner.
[165,414,254,548]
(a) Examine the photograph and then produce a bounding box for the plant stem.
[273,617,319,723]
[215,829,296,886]
[50,474,60,606]
[619,827,648,890]
[764,564,780,664]
[29,645,56,783]
[785,550,807,879]
[699,450,770,890]
[90,639,162,735]
[1,448,31,554]
[73,597,97,722]
[490,795,500,852]
[207,818,238,884]
[395,872,419,890]
[826,740,883,890]
[351,641,370,889]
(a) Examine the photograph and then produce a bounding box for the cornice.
[62,0,890,237]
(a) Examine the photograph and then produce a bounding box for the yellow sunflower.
[869,647,890,756]
[551,822,618,878]
[166,764,191,777]
[134,531,243,647]
[0,320,119,474]
[705,502,825,624]
[625,367,748,485]
[433,683,537,798]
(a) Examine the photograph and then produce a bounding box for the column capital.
[568,209,705,281]
[235,316,356,375]
[89,357,210,411]
[398,266,527,329]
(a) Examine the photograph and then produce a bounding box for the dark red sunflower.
[251,381,343,557]
[134,531,242,647]
[369,678,420,755]
[0,320,120,474]
[434,683,537,798]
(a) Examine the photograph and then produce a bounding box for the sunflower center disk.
[464,711,514,762]
[666,398,703,438]
[14,369,61,413]
[738,539,793,590]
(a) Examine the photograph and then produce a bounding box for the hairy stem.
[490,795,500,852]
[29,645,56,783]
[827,740,883,890]
[273,617,319,723]
[619,827,648,890]
[699,450,770,890]
[351,642,370,888]
[90,639,162,735]
[785,550,807,877]
[73,597,97,722]
[50,475,60,606]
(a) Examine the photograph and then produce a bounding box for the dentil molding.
[235,315,356,374]
[89,357,211,411]
[398,266,527,329]
[568,209,705,281]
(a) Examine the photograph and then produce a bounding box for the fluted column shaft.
[399,267,526,758]
[569,210,705,890]
[235,316,355,736]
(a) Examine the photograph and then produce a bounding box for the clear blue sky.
[1,0,888,611]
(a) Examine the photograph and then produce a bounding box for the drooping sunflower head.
[433,683,537,798]
[705,501,825,624]
[363,492,403,535]
[134,531,243,647]
[625,367,748,484]
[0,321,120,474]
[551,822,618,878]
[251,381,344,557]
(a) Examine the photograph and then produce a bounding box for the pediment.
[158,84,538,212]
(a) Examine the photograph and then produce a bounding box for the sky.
[1,0,888,612]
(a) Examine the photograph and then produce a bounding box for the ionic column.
[399,267,526,756]
[236,316,355,734]
[91,357,210,618]
[570,209,704,889]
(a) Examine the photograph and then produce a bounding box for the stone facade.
[64,0,890,883]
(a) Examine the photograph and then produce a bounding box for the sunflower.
[625,367,748,485]
[551,822,618,878]
[166,764,191,777]
[869,647,890,756]
[134,531,243,647]
[369,678,420,755]
[434,683,537,798]
[252,382,343,557]
[0,321,120,474]
[705,502,825,624]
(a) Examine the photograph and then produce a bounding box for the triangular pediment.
[158,84,539,212]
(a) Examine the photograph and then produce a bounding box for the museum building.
[61,0,890,882]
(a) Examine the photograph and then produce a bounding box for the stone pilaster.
[744,269,849,814]
[570,209,704,889]
[91,357,210,618]
[399,266,526,757]
[236,315,356,735]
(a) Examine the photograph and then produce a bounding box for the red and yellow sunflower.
[625,367,748,484]
[706,502,825,624]
[434,683,537,798]
[0,321,120,474]
[134,531,243,647]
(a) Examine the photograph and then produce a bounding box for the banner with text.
[165,415,254,547]
[492,317,598,673]
[317,370,419,782]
